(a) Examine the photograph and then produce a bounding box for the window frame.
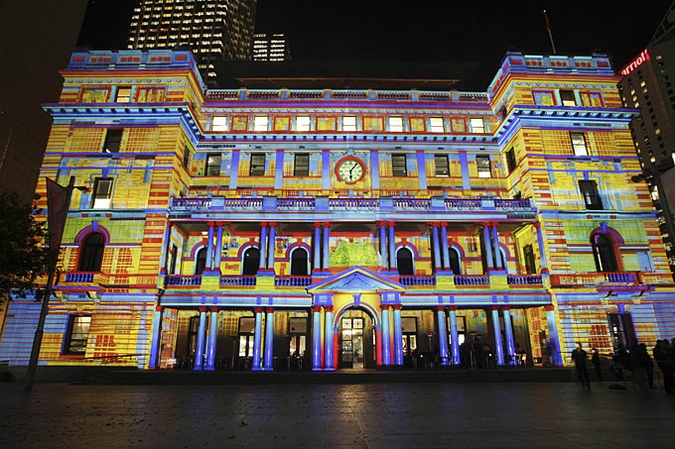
[296,116,311,131]
[102,129,122,154]
[342,116,357,132]
[560,89,576,106]
[253,115,269,132]
[579,179,604,210]
[212,116,228,131]
[570,131,588,156]
[429,117,445,133]
[115,86,132,103]
[91,178,113,209]
[389,116,404,132]
[469,117,485,133]
[392,154,407,177]
[506,148,517,173]
[63,315,91,355]
[205,153,222,176]
[249,153,266,176]
[78,232,105,272]
[476,155,492,178]
[293,153,310,177]
[434,154,449,177]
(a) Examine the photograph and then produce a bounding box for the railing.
[220,275,256,286]
[274,276,312,287]
[164,275,202,286]
[399,275,436,286]
[277,197,315,210]
[328,198,379,210]
[445,199,483,210]
[550,271,641,287]
[63,272,96,283]
[171,198,212,209]
[454,274,490,286]
[393,198,431,210]
[507,274,543,286]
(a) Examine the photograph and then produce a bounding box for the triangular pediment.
[307,266,405,293]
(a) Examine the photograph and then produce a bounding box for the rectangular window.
[579,180,603,210]
[253,115,268,131]
[296,116,311,131]
[469,118,485,133]
[560,89,576,106]
[476,155,491,178]
[92,178,113,209]
[212,116,228,131]
[342,116,357,131]
[389,116,404,132]
[429,117,444,133]
[506,148,517,173]
[205,153,222,176]
[570,132,588,156]
[115,87,132,103]
[64,315,91,355]
[434,154,449,176]
[523,244,536,274]
[183,146,191,170]
[102,129,122,153]
[250,153,266,176]
[392,154,407,177]
[294,153,309,176]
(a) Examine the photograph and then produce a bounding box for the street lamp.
[24,176,88,392]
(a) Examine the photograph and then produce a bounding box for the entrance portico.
[307,266,406,370]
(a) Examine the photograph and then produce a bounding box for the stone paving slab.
[1,381,674,448]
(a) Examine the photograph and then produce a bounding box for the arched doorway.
[592,233,618,272]
[78,232,105,271]
[338,309,375,369]
[290,247,309,276]
[242,247,260,275]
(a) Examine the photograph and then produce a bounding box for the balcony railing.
[507,274,543,286]
[275,276,312,287]
[550,271,640,287]
[454,274,490,286]
[220,275,257,286]
[171,196,535,215]
[164,275,202,286]
[399,275,436,286]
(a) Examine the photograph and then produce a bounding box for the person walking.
[571,343,591,389]
[590,347,603,382]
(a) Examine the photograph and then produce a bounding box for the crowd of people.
[571,339,675,393]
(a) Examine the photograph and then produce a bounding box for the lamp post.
[24,176,87,392]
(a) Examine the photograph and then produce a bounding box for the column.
[324,306,334,370]
[448,306,460,366]
[431,223,442,271]
[267,222,276,271]
[503,306,516,365]
[160,222,172,275]
[322,223,330,270]
[545,305,563,366]
[148,306,163,370]
[440,222,450,271]
[492,222,502,270]
[436,306,449,366]
[263,308,274,370]
[388,222,396,271]
[205,222,215,270]
[252,308,263,371]
[534,222,549,273]
[392,304,404,366]
[482,222,494,271]
[313,223,321,271]
[375,324,383,367]
[205,307,219,371]
[380,305,391,366]
[379,221,388,270]
[214,222,223,272]
[312,306,323,371]
[258,223,268,271]
[193,307,207,370]
[491,306,505,366]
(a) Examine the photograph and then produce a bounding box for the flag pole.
[543,9,557,54]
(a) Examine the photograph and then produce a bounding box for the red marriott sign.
[620,49,650,76]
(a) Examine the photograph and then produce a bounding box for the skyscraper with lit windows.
[127,0,257,81]
[253,33,290,62]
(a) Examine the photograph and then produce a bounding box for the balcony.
[550,271,645,287]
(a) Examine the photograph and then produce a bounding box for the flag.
[544,10,551,31]
[46,178,69,251]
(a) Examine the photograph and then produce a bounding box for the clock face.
[336,157,366,184]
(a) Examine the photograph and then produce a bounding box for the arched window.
[195,247,207,275]
[242,247,260,275]
[397,247,414,275]
[592,234,618,272]
[448,247,461,274]
[290,248,309,276]
[78,232,105,272]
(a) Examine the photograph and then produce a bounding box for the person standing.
[590,347,602,382]
[571,343,591,389]
[653,339,675,394]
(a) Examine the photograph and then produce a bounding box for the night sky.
[78,0,673,89]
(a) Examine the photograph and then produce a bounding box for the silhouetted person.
[571,343,591,389]
[610,345,630,381]
[630,342,650,392]
[590,347,602,382]
[653,339,674,393]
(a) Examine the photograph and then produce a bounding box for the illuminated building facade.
[252,33,291,62]
[2,48,675,373]
[619,1,675,276]
[127,0,257,81]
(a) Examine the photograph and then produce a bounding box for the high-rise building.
[127,0,257,81]
[2,48,674,374]
[618,1,675,276]
[252,33,291,62]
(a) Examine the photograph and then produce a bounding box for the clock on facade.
[335,156,366,184]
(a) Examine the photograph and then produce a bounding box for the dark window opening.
[195,247,207,275]
[593,234,618,272]
[392,154,407,177]
[294,153,310,177]
[448,247,461,274]
[78,232,105,272]
[434,154,449,176]
[242,247,260,275]
[506,148,517,173]
[103,129,122,153]
[290,248,309,276]
[250,153,265,176]
[523,244,536,274]
[397,247,414,275]
[63,315,91,355]
[205,153,222,176]
[579,180,603,210]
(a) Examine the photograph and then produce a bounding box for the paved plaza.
[1,377,674,448]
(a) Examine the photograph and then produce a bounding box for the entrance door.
[339,312,375,369]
